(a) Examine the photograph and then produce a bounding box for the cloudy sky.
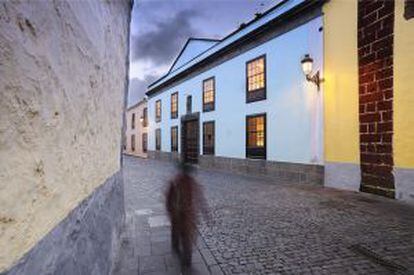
[128,0,277,106]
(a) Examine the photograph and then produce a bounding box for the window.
[186,95,192,114]
[142,133,147,153]
[131,134,135,151]
[155,129,161,151]
[405,0,414,20]
[155,100,161,122]
[203,77,215,112]
[143,108,148,127]
[171,92,178,119]
[203,121,215,155]
[171,126,178,152]
[246,55,266,103]
[246,114,266,159]
[131,113,135,129]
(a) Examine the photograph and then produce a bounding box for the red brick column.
[357,0,395,197]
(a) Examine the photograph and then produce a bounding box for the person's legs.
[171,220,180,253]
[180,230,193,267]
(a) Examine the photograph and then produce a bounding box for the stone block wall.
[148,151,323,186]
[199,155,324,185]
[148,150,181,163]
[0,0,131,272]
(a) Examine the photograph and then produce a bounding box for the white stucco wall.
[147,16,324,164]
[0,1,130,271]
[124,100,148,157]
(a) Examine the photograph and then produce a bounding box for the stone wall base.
[395,168,414,204]
[148,150,181,163]
[4,171,125,275]
[148,151,323,185]
[325,162,361,192]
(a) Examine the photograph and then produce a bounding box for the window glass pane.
[247,57,265,92]
[131,134,135,151]
[247,114,265,158]
[156,100,161,120]
[203,78,215,110]
[257,117,264,131]
[203,122,214,154]
[248,132,256,147]
[171,127,178,151]
[171,93,178,117]
[247,115,265,148]
[155,129,161,150]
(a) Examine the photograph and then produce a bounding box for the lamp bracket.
[306,71,323,91]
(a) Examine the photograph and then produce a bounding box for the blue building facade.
[146,0,325,184]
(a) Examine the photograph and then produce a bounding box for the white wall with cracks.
[0,0,131,271]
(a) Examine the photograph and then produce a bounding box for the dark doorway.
[181,115,199,164]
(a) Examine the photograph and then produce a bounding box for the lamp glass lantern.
[301,54,313,76]
[301,54,322,90]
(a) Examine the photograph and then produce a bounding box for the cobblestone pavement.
[115,156,414,275]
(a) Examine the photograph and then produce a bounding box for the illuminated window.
[131,134,135,151]
[246,55,266,103]
[171,92,178,119]
[155,128,161,151]
[142,133,147,153]
[131,113,135,129]
[155,100,161,122]
[203,77,215,112]
[171,126,178,152]
[246,114,266,159]
[203,121,215,155]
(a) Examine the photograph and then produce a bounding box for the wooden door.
[182,119,199,163]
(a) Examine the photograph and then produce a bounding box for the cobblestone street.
[115,156,414,275]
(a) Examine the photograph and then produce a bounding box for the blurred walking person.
[165,162,210,267]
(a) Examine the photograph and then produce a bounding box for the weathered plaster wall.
[6,172,125,275]
[0,0,131,271]
[323,0,361,191]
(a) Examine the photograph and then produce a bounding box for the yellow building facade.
[323,0,414,202]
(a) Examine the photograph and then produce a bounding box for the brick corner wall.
[357,0,395,197]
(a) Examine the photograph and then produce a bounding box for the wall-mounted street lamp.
[139,116,144,124]
[301,54,322,91]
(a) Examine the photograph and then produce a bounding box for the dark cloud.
[128,74,158,107]
[131,9,202,65]
[128,0,276,106]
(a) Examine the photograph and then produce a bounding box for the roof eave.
[146,0,326,97]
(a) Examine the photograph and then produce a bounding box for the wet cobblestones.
[116,156,414,274]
